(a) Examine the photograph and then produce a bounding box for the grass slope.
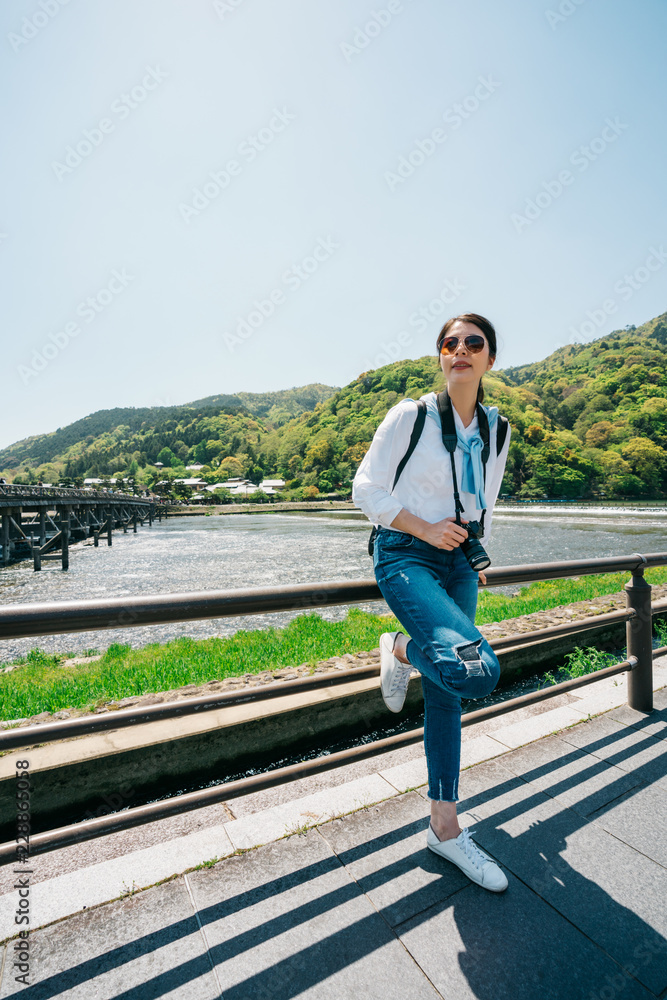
[2,568,665,721]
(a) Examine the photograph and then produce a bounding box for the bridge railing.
[0,549,664,862]
[0,484,155,503]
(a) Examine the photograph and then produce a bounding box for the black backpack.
[367,396,509,556]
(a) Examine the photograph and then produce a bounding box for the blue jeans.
[372,527,501,802]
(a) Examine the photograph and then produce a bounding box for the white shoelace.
[457,828,493,870]
[389,663,412,694]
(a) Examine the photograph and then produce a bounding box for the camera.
[458,518,491,571]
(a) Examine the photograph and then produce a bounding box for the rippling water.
[1,503,667,662]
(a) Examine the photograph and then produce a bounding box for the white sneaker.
[380,631,413,713]
[427,824,508,892]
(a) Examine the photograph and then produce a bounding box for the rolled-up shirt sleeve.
[352,399,418,529]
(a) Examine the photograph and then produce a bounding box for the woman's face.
[439,320,495,386]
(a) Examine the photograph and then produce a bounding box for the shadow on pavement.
[4,706,666,1000]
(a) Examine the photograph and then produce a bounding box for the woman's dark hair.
[435,312,497,404]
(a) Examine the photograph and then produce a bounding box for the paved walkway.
[0,685,666,998]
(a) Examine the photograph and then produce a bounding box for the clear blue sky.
[2,0,666,450]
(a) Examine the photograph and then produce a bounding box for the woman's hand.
[421,517,469,550]
[478,570,487,586]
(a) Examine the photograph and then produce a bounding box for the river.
[1,502,667,662]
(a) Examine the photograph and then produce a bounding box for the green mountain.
[248,310,667,500]
[0,384,338,485]
[3,311,667,499]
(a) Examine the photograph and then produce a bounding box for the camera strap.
[436,388,490,533]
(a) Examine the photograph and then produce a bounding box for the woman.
[352,312,511,892]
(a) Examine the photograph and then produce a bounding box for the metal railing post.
[626,553,653,712]
[31,532,41,571]
[61,506,70,571]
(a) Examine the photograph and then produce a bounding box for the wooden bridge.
[0,485,165,571]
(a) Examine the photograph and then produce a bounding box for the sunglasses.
[438,334,487,355]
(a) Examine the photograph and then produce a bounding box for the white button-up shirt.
[352,391,511,543]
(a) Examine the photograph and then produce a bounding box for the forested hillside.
[0,384,338,487]
[3,311,667,500]
[499,312,667,497]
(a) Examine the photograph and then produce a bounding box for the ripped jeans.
[372,526,501,802]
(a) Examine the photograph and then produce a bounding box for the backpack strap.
[368,400,427,557]
[435,391,509,535]
[391,400,427,489]
[392,397,505,488]
[496,413,509,455]
[368,400,507,556]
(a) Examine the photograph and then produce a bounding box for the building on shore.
[201,477,286,497]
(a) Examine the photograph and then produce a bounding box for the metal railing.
[0,484,156,504]
[0,553,663,640]
[0,602,642,752]
[0,549,663,863]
